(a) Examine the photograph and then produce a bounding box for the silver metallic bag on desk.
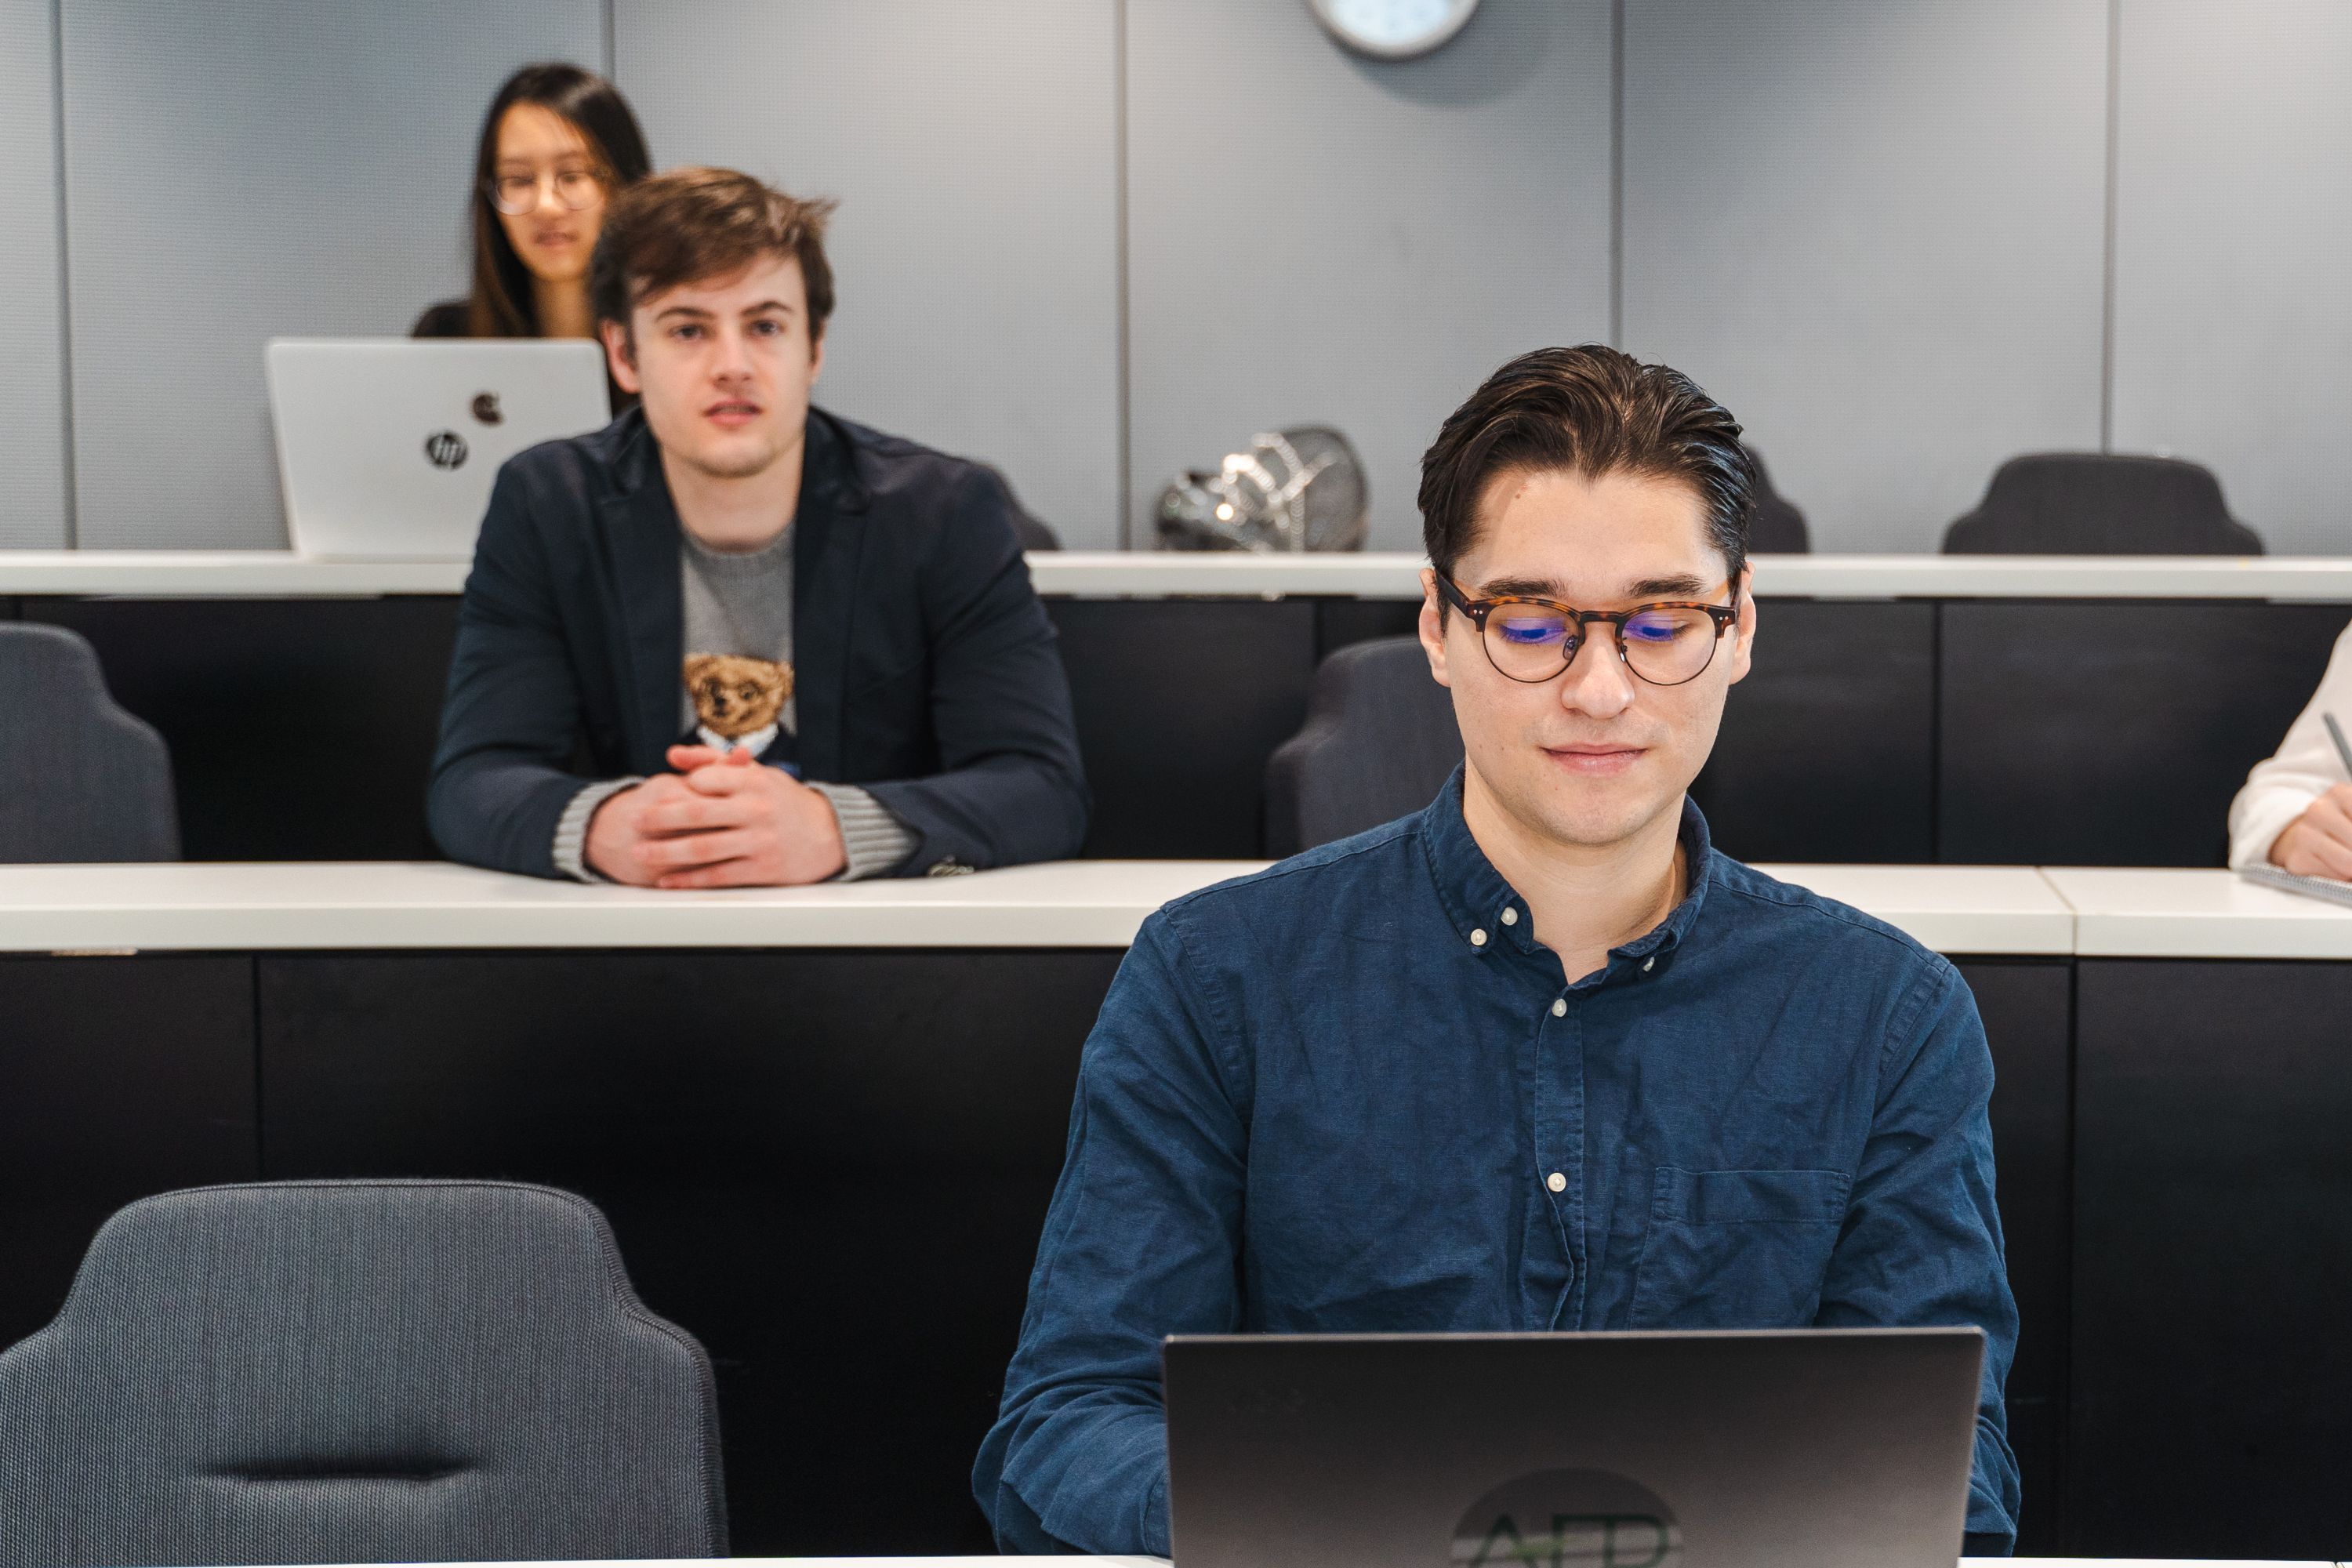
[1156,426,1369,552]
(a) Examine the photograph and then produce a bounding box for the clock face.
[1309,0,1482,60]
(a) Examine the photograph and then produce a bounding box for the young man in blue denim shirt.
[974,346,2020,1555]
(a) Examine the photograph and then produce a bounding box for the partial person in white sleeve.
[2228,620,2352,877]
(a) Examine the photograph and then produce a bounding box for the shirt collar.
[698,720,780,757]
[1417,766,1715,967]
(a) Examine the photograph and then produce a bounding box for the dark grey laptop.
[1163,1327,1984,1568]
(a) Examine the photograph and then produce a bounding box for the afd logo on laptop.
[423,430,469,470]
[1451,1469,1680,1568]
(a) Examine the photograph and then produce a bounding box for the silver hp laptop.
[1164,1327,1984,1568]
[265,338,608,559]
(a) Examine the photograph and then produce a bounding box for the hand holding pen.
[2268,712,2352,880]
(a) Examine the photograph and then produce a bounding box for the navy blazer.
[428,406,1090,878]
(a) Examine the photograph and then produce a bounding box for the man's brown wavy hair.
[590,166,837,347]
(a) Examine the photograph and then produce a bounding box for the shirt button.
[1642,956,1655,972]
[1546,1172,1566,1193]
[1470,928,1488,947]
[1551,998,1566,1018]
[1501,908,1519,927]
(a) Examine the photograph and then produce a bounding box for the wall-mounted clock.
[1308,0,1482,60]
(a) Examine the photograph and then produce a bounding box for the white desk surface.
[0,550,473,596]
[1754,863,2075,955]
[10,548,2352,602]
[0,858,1264,953]
[1036,551,2352,603]
[210,1558,2325,1568]
[233,1559,1171,1568]
[2044,866,2352,960]
[4,861,2345,960]
[0,859,2065,956]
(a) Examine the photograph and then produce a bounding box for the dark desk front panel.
[255,948,1123,1558]
[1693,600,1936,862]
[1050,597,1318,858]
[16,591,2343,867]
[0,954,258,1347]
[0,589,1944,872]
[1940,601,2343,866]
[2071,957,2352,1558]
[23,597,459,862]
[1958,958,2073,1556]
[0,939,2307,1559]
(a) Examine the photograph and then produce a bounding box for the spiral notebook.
[2240,863,2352,909]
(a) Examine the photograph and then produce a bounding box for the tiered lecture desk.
[5,551,2350,866]
[15,860,2351,1555]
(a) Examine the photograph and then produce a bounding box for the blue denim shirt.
[975,775,2020,1554]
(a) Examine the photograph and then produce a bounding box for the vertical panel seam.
[602,0,616,79]
[2056,951,2081,1551]
[1115,0,1133,549]
[247,954,267,1178]
[1608,0,1626,347]
[1929,601,1944,862]
[2099,0,2120,452]
[50,0,77,549]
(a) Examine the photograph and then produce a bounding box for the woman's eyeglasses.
[1435,575,1740,687]
[485,166,606,216]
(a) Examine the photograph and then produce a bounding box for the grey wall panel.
[1621,0,2109,554]
[614,1,1121,549]
[1127,0,1613,552]
[61,1,603,550]
[0,0,67,548]
[2109,0,2352,555]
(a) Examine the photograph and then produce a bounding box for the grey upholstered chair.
[1941,452,2262,554]
[0,621,179,861]
[1265,636,1463,858]
[0,1180,726,1567]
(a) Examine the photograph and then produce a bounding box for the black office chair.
[1940,452,2262,555]
[1265,637,1462,858]
[0,622,179,861]
[0,1180,726,1567]
[1747,449,1810,554]
[977,463,1061,550]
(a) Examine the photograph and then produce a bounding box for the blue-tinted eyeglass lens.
[1619,608,1721,682]
[1485,607,1575,675]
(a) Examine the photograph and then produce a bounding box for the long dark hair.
[464,63,653,338]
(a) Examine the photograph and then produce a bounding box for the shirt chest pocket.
[1628,1167,1851,1330]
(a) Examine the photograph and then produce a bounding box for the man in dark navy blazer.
[430,167,1087,884]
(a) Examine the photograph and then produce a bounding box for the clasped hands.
[584,745,847,888]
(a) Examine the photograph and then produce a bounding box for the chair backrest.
[1013,510,1062,551]
[0,1179,726,1567]
[1747,448,1810,554]
[0,622,179,862]
[1265,636,1462,858]
[1940,452,2262,555]
[975,461,1060,550]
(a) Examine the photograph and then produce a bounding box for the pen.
[2326,713,2352,780]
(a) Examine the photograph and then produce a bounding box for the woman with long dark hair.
[413,63,652,373]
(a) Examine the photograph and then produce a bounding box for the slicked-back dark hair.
[590,167,837,343]
[464,62,652,338]
[1418,345,1758,602]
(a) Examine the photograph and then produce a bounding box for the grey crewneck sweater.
[550,528,917,881]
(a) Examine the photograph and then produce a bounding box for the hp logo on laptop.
[1452,1470,1680,1568]
[423,430,469,470]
